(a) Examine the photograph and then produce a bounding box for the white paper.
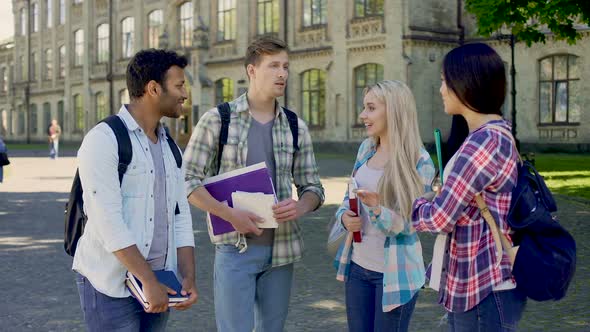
[429,233,448,291]
[231,191,278,229]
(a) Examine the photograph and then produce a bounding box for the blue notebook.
[202,162,276,235]
[125,270,188,309]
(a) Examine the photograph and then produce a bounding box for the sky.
[0,1,14,42]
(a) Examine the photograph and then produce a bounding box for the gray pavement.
[0,155,588,331]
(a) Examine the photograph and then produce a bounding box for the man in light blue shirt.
[73,49,197,331]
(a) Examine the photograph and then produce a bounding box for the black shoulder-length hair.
[442,43,506,115]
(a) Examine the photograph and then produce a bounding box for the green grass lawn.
[317,151,590,202]
[534,154,590,201]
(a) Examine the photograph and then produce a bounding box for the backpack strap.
[216,102,232,175]
[102,115,132,185]
[282,107,299,152]
[474,194,517,267]
[164,129,182,168]
[485,124,523,164]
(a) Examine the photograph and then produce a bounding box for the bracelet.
[368,206,381,219]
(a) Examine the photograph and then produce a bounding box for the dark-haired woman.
[411,43,526,331]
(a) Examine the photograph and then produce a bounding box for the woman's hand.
[341,210,361,233]
[356,190,380,208]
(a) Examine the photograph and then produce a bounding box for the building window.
[354,63,383,125]
[57,100,64,129]
[30,104,38,134]
[303,0,327,27]
[539,55,580,124]
[215,78,234,104]
[179,2,193,48]
[96,92,108,121]
[31,52,37,80]
[301,69,326,127]
[147,10,163,49]
[97,23,109,63]
[0,110,7,136]
[73,0,83,4]
[46,0,53,28]
[121,17,134,59]
[58,45,65,77]
[119,88,130,108]
[73,94,84,132]
[59,0,65,25]
[0,68,5,92]
[18,105,25,135]
[257,0,279,35]
[354,0,384,17]
[20,8,26,36]
[45,49,53,80]
[74,29,84,66]
[43,102,51,128]
[217,0,236,41]
[32,2,39,32]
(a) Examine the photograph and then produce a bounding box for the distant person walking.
[0,135,7,182]
[48,119,62,159]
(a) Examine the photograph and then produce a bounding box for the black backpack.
[478,125,576,301]
[64,115,183,257]
[215,102,299,174]
[507,160,576,301]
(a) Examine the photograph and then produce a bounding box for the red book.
[349,178,362,243]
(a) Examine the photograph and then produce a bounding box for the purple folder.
[203,162,276,235]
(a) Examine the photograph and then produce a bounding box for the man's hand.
[173,277,198,311]
[272,198,302,223]
[143,279,176,313]
[341,210,362,232]
[227,208,263,235]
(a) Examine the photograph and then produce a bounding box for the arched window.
[179,2,193,48]
[32,2,39,32]
[354,63,383,125]
[45,49,53,80]
[303,0,327,27]
[121,17,135,58]
[119,88,130,108]
[30,104,38,134]
[43,102,51,129]
[74,29,84,66]
[97,23,109,63]
[217,0,236,41]
[147,10,163,48]
[58,45,66,77]
[0,109,8,136]
[46,0,53,28]
[300,69,326,127]
[215,78,234,104]
[257,0,279,35]
[73,94,84,132]
[96,92,108,121]
[539,54,580,124]
[57,100,64,131]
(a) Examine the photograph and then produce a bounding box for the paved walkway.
[0,155,588,331]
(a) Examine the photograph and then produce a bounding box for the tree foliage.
[465,0,590,46]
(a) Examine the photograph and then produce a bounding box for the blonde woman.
[334,80,435,332]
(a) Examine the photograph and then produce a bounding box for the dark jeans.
[345,261,418,332]
[76,273,169,332]
[447,288,527,332]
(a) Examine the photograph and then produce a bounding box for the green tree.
[465,0,590,46]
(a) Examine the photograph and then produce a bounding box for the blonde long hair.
[365,80,425,218]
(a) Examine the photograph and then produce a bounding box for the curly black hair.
[126,49,188,100]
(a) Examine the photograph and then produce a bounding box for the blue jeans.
[76,273,169,332]
[447,288,527,332]
[345,261,418,332]
[214,244,294,332]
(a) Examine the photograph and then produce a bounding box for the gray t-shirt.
[146,137,168,270]
[245,118,276,246]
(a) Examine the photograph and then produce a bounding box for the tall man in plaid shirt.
[183,37,324,332]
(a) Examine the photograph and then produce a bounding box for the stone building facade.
[1,0,588,151]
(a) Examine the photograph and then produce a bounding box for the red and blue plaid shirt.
[411,120,518,313]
